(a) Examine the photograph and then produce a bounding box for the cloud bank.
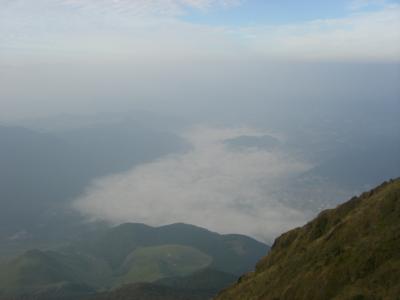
[74,126,311,242]
[244,4,400,61]
[1,0,399,63]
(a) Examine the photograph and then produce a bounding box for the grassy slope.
[113,245,212,285]
[89,268,237,300]
[0,223,268,298]
[74,222,269,276]
[0,249,109,296]
[216,179,400,300]
[156,268,237,292]
[88,282,206,300]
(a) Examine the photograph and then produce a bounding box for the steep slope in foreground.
[216,179,400,300]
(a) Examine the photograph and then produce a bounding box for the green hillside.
[90,268,237,300]
[156,268,237,292]
[114,245,212,284]
[0,249,111,297]
[216,179,400,300]
[0,223,267,299]
[0,250,73,291]
[88,282,206,300]
[71,222,268,276]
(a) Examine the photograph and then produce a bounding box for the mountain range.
[0,223,268,300]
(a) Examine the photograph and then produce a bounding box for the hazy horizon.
[0,0,399,243]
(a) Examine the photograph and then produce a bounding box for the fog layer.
[74,126,310,242]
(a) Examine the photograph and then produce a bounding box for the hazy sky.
[0,1,399,241]
[0,0,399,121]
[1,0,400,64]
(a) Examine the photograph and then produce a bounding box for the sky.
[1,0,400,64]
[0,1,399,241]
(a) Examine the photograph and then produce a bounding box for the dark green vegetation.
[114,244,212,284]
[0,223,268,299]
[89,269,237,300]
[88,283,206,300]
[156,268,237,292]
[216,179,400,300]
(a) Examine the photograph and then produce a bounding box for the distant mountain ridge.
[0,223,268,300]
[216,178,400,300]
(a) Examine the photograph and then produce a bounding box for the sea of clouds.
[73,126,313,242]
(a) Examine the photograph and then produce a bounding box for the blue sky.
[0,0,399,63]
[183,0,361,25]
[180,0,400,25]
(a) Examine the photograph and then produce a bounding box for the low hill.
[88,282,205,300]
[0,249,108,298]
[73,222,268,276]
[114,244,212,284]
[0,223,267,299]
[216,179,400,300]
[89,268,237,300]
[156,268,237,293]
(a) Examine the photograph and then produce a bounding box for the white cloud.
[0,0,399,63]
[73,126,311,242]
[348,0,387,10]
[0,0,245,63]
[241,4,400,61]
[1,0,240,19]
